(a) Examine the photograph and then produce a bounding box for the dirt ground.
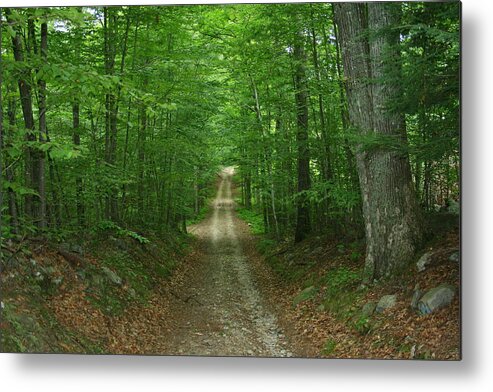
[158,167,294,357]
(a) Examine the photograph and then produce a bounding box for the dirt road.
[162,167,292,357]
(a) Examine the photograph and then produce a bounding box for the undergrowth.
[1,229,188,352]
[186,205,209,226]
[236,206,265,235]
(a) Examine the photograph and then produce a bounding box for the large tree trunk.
[334,3,423,280]
[293,29,311,243]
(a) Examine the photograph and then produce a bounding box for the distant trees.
[0,6,222,238]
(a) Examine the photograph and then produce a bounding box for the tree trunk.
[7,10,37,225]
[36,21,48,229]
[137,102,147,219]
[73,101,84,226]
[293,29,311,243]
[334,2,423,280]
[103,7,119,221]
[6,93,20,234]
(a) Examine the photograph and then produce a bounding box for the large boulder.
[418,284,456,315]
[376,294,397,313]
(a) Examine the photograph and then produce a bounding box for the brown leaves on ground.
[45,242,204,355]
[244,225,460,360]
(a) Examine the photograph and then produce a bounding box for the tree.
[293,22,311,243]
[334,2,423,280]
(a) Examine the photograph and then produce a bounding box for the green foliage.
[321,267,364,320]
[353,315,372,335]
[186,205,209,226]
[325,267,361,296]
[236,206,264,235]
[321,338,337,356]
[292,285,318,307]
[3,181,39,197]
[1,302,43,352]
[94,221,150,244]
[256,238,276,255]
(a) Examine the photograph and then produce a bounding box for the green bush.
[236,207,264,234]
[93,220,150,244]
[322,267,364,320]
[257,238,276,254]
[186,205,209,226]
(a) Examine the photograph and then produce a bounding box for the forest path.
[161,167,292,357]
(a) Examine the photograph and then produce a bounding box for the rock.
[449,251,460,263]
[376,294,397,313]
[102,266,122,285]
[361,302,376,317]
[70,244,84,254]
[109,236,128,251]
[417,252,434,272]
[418,284,455,315]
[410,284,423,310]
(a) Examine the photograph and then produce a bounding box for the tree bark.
[334,2,423,280]
[6,92,20,234]
[103,7,119,221]
[36,21,48,229]
[7,10,38,224]
[293,29,311,243]
[73,101,84,226]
